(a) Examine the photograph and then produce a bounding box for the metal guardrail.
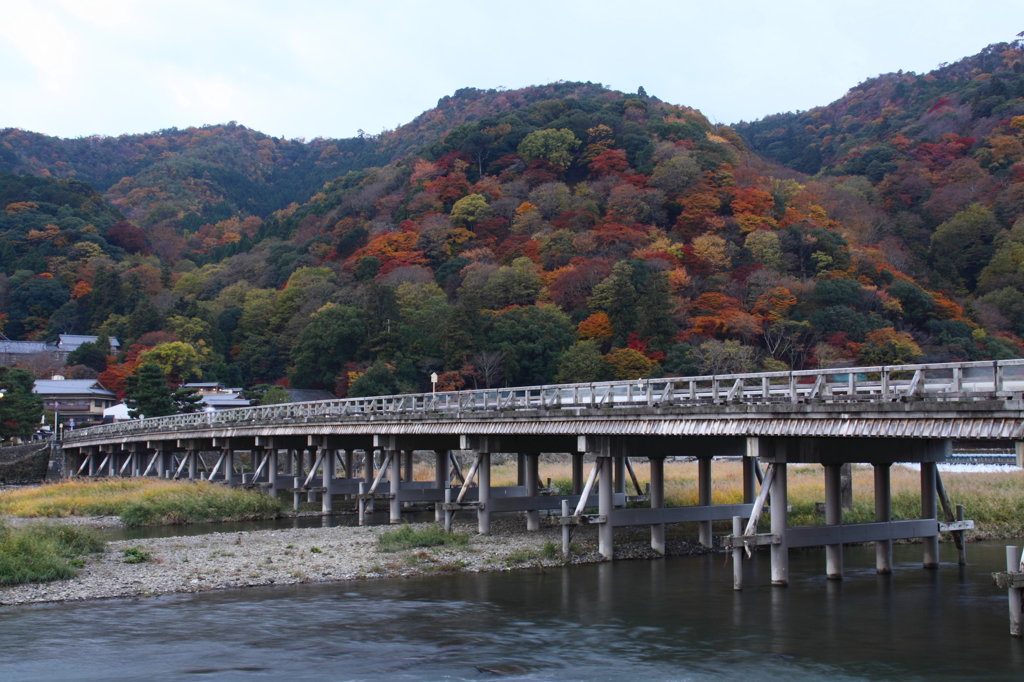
[64,359,1024,443]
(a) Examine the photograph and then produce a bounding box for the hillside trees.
[289,305,365,389]
[1,75,1021,400]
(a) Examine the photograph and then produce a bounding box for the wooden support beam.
[573,460,601,516]
[455,455,481,504]
[936,470,966,565]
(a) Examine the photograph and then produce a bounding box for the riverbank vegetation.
[0,479,281,526]
[0,521,104,585]
[378,524,469,552]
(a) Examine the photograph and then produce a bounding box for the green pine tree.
[0,366,44,440]
[171,386,204,414]
[124,362,174,419]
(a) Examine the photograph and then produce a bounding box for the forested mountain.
[2,45,1021,400]
[736,38,1024,318]
[0,124,386,262]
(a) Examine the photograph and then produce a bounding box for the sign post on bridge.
[431,372,438,394]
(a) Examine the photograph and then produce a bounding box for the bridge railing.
[64,359,1024,442]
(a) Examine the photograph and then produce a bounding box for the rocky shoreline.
[0,516,710,606]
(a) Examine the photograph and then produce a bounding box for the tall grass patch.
[0,521,105,585]
[0,480,282,526]
[378,524,470,552]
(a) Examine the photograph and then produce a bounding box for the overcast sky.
[1,0,1022,141]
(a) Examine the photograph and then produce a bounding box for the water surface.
[2,540,1021,680]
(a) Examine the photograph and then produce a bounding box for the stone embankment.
[0,517,708,606]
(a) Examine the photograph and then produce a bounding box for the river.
[2,539,1021,680]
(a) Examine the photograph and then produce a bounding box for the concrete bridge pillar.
[771,462,788,586]
[267,450,278,498]
[598,454,614,559]
[344,450,354,479]
[921,461,939,569]
[517,453,526,486]
[322,448,335,513]
[388,449,401,523]
[572,454,583,495]
[434,450,449,488]
[525,452,540,531]
[650,455,666,555]
[403,450,413,483]
[186,450,196,480]
[435,450,449,522]
[363,450,375,512]
[743,438,759,530]
[874,463,892,574]
[698,456,713,547]
[223,449,234,485]
[251,447,264,483]
[478,452,491,535]
[825,463,844,579]
[613,455,626,508]
[305,449,316,502]
[87,452,96,477]
[107,449,118,477]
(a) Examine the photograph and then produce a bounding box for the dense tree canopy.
[2,57,1022,401]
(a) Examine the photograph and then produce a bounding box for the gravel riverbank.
[0,516,709,606]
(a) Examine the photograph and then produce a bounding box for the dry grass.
[413,458,1024,538]
[0,479,282,526]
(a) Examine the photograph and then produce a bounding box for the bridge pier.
[478,452,491,535]
[403,450,413,483]
[517,453,526,487]
[598,453,614,559]
[305,449,316,503]
[322,448,335,512]
[224,449,235,485]
[613,455,625,509]
[364,450,375,512]
[921,462,939,569]
[771,462,788,586]
[874,463,892,574]
[389,449,401,523]
[267,449,278,497]
[525,452,539,531]
[435,450,449,521]
[825,463,843,580]
[698,456,713,548]
[650,455,665,555]
[572,454,583,495]
[743,438,758,527]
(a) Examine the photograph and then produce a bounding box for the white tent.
[103,403,132,421]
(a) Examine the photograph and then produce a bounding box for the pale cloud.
[55,0,146,31]
[1,0,1022,140]
[0,3,84,88]
[159,68,248,119]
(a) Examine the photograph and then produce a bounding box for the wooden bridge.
[61,359,1024,589]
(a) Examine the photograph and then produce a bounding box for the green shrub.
[378,524,470,552]
[0,521,105,585]
[122,546,152,564]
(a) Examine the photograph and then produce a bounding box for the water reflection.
[2,541,1022,681]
